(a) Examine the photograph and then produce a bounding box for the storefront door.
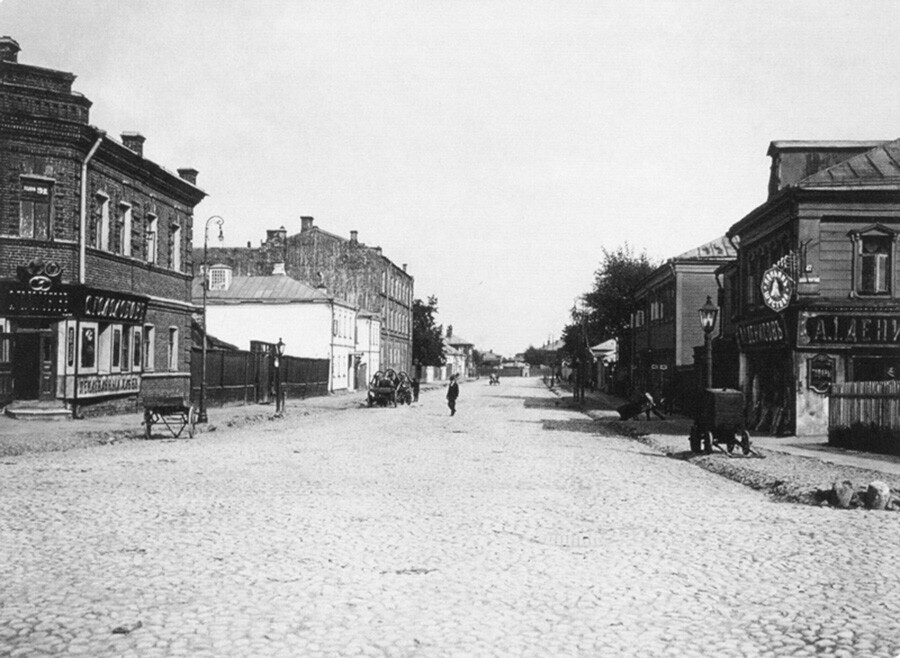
[0,332,12,406]
[12,330,55,401]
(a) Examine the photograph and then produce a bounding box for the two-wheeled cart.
[689,388,756,456]
[139,373,197,439]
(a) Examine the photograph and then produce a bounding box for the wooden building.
[725,139,900,436]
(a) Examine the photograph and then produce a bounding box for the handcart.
[139,373,197,439]
[689,388,754,456]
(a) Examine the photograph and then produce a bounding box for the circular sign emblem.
[761,267,793,312]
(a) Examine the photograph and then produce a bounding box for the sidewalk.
[547,382,900,505]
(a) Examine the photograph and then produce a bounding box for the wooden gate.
[829,381,900,430]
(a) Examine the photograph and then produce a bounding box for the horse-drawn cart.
[367,369,399,407]
[139,373,197,439]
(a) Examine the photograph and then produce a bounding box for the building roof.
[671,235,736,261]
[192,275,334,304]
[767,140,888,155]
[447,334,473,347]
[799,138,900,189]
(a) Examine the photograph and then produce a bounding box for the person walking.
[412,377,420,402]
[446,374,460,416]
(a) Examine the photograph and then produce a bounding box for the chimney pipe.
[177,168,199,185]
[402,263,407,272]
[350,230,358,243]
[0,37,21,63]
[121,132,146,157]
[301,216,314,232]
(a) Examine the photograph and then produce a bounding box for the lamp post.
[274,337,285,415]
[698,295,719,389]
[198,215,224,424]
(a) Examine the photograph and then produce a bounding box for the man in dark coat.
[446,374,460,416]
[412,377,420,402]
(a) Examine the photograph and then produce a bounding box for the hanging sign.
[761,267,793,312]
[807,354,835,394]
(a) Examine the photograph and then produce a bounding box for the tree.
[523,345,554,367]
[412,295,445,366]
[562,243,657,357]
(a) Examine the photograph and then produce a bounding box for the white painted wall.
[206,302,333,359]
[355,316,382,387]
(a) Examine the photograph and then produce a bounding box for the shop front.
[0,262,148,411]
[737,315,795,436]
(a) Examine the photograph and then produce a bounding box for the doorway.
[12,330,56,401]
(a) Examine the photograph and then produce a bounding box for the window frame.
[18,177,54,240]
[850,224,897,298]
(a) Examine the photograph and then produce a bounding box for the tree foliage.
[523,345,556,366]
[412,295,445,366]
[562,243,658,357]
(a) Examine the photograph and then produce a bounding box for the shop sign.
[807,354,835,394]
[76,373,140,398]
[737,318,787,347]
[761,267,793,312]
[801,313,900,346]
[0,286,70,316]
[80,292,148,323]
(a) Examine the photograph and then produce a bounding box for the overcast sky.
[3,1,900,355]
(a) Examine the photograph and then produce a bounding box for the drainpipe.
[79,133,105,284]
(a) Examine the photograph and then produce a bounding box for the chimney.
[121,132,145,157]
[402,263,407,272]
[301,216,314,232]
[447,325,453,338]
[247,241,251,248]
[350,230,358,244]
[177,168,199,185]
[0,37,21,63]
[272,262,286,276]
[375,247,383,256]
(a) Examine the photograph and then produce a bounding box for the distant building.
[445,325,475,377]
[194,217,412,374]
[621,235,736,409]
[0,37,206,416]
[193,263,358,392]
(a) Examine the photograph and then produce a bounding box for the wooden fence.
[190,347,329,407]
[829,381,900,430]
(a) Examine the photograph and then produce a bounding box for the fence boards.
[191,348,329,407]
[829,381,900,429]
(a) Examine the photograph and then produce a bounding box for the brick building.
[724,139,900,436]
[195,217,413,373]
[0,37,206,416]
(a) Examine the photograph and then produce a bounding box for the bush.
[828,422,900,456]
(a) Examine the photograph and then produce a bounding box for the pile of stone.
[823,480,898,510]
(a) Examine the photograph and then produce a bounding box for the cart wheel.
[187,405,197,438]
[741,431,751,455]
[703,431,712,454]
[144,410,152,440]
[689,424,702,453]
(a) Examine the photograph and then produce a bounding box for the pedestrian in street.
[412,377,420,402]
[446,374,460,416]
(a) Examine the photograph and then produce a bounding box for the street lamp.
[198,215,224,424]
[274,337,286,415]
[698,295,719,389]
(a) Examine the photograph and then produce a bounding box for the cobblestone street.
[2,378,899,657]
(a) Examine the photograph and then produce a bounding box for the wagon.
[689,388,752,455]
[139,373,197,439]
[367,369,398,407]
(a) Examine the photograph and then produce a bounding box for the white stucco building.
[193,264,358,392]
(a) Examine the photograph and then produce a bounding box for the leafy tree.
[471,348,484,368]
[412,295,445,366]
[523,345,555,366]
[562,243,658,357]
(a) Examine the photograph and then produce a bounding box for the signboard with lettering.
[807,354,835,394]
[761,267,793,312]
[737,317,788,348]
[0,282,148,323]
[76,373,140,398]
[800,312,900,347]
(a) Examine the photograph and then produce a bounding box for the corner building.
[726,140,900,436]
[0,37,206,415]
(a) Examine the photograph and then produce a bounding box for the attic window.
[208,265,232,291]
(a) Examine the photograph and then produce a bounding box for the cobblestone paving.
[1,379,899,657]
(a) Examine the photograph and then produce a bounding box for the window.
[98,324,112,373]
[80,326,96,370]
[132,327,142,369]
[170,223,182,271]
[19,178,53,239]
[167,327,178,371]
[112,327,122,370]
[143,325,155,370]
[208,266,231,291]
[96,193,110,251]
[66,327,75,367]
[119,203,132,256]
[145,215,158,264]
[860,236,891,294]
[122,327,130,372]
[851,226,896,296]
